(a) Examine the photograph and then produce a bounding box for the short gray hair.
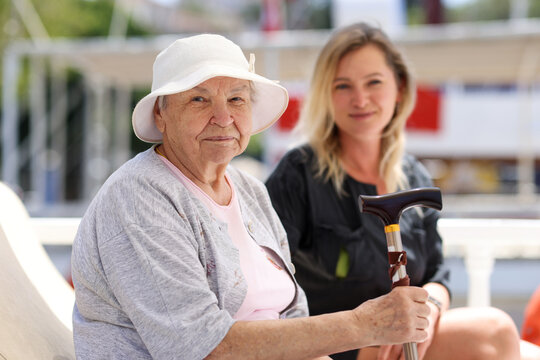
[157,95,167,110]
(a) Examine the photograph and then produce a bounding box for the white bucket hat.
[132,34,289,143]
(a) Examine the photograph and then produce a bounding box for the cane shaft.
[403,342,419,360]
[385,225,419,360]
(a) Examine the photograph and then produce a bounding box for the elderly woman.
[71,34,431,359]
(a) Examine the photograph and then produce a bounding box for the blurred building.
[332,0,407,36]
[1,0,540,218]
[127,0,259,33]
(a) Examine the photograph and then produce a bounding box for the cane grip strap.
[388,251,410,288]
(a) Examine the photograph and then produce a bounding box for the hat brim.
[132,64,289,143]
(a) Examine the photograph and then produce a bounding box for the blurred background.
[1,0,539,333]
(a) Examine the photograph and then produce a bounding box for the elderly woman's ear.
[153,98,165,134]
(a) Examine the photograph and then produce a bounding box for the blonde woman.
[266,23,536,360]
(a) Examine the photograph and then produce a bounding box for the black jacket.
[266,145,450,360]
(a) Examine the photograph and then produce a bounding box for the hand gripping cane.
[358,187,442,360]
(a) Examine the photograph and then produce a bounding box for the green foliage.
[446,0,511,23]
[245,133,264,160]
[407,4,426,25]
[182,0,207,15]
[0,1,10,28]
[1,0,152,39]
[408,0,540,25]
[32,0,151,37]
[307,0,331,29]
[530,1,540,17]
[35,0,111,37]
[240,3,260,25]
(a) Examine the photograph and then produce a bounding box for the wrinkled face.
[155,77,253,168]
[331,44,401,143]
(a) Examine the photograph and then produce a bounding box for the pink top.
[157,154,295,321]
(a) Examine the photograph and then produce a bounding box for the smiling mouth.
[204,136,236,142]
[350,111,375,119]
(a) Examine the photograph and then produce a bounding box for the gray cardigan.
[72,148,308,359]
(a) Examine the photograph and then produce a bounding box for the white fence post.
[464,243,494,307]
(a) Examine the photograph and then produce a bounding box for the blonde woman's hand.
[415,298,440,359]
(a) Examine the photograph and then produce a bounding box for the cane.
[358,187,443,360]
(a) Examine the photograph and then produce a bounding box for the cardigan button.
[290,262,296,274]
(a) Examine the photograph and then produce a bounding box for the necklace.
[155,145,167,159]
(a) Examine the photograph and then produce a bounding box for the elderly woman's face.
[155,76,252,168]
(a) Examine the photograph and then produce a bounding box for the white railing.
[438,218,540,307]
[31,217,540,307]
[30,217,81,246]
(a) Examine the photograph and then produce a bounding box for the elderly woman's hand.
[352,286,430,348]
[366,304,437,360]
[356,286,436,360]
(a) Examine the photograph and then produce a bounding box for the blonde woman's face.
[331,44,401,143]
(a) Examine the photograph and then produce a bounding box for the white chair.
[0,182,75,359]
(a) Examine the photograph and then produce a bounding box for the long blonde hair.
[295,22,417,195]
